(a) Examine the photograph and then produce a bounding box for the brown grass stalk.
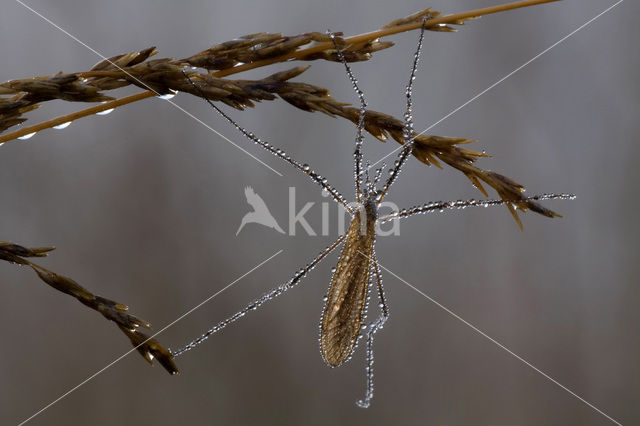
[0,0,559,144]
[0,242,178,374]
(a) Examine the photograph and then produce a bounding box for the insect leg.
[377,18,428,203]
[171,234,346,356]
[377,194,575,223]
[329,33,367,203]
[356,250,389,408]
[182,70,353,213]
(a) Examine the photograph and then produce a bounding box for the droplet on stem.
[157,90,178,100]
[18,132,36,140]
[53,121,72,130]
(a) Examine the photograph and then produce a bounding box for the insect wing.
[320,214,375,366]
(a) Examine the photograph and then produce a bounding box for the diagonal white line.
[369,0,624,170]
[14,0,283,176]
[375,259,623,426]
[18,250,283,426]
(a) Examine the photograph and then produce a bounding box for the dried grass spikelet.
[0,61,561,225]
[0,242,178,375]
[176,65,557,226]
[0,1,562,143]
[0,3,485,135]
[383,7,469,31]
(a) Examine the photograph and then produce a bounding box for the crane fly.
[171,17,573,407]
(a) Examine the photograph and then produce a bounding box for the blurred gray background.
[1,0,637,424]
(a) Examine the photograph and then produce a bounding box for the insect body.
[321,198,377,367]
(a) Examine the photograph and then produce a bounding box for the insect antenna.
[377,17,428,203]
[329,32,368,202]
[181,70,353,213]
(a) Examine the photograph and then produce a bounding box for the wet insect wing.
[321,212,376,367]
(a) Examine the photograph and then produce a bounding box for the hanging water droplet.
[302,164,310,172]
[0,143,4,148]
[18,132,36,140]
[53,121,72,130]
[97,106,114,115]
[158,90,178,100]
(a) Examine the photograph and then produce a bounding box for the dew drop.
[302,164,310,172]
[158,90,177,100]
[53,121,72,130]
[18,132,36,140]
[97,107,114,115]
